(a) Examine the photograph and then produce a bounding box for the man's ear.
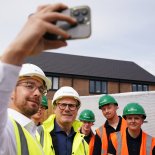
[8,90,16,108]
[11,90,15,100]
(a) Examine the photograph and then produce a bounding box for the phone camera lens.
[73,10,80,16]
[77,15,84,23]
[81,9,88,15]
[71,8,89,24]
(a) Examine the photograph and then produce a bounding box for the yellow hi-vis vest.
[36,114,89,155]
[10,117,44,155]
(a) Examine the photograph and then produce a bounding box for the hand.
[1,3,76,65]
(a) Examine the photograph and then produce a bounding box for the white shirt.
[8,109,37,138]
[0,62,44,155]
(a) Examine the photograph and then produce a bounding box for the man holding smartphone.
[0,3,78,155]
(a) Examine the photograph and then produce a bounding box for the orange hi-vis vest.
[89,133,95,155]
[110,130,155,155]
[96,117,126,155]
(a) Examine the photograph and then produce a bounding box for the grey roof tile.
[25,52,155,83]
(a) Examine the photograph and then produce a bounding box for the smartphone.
[43,5,91,40]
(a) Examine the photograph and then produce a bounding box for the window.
[52,77,59,90]
[132,84,148,92]
[143,85,148,91]
[47,76,59,90]
[89,80,107,94]
[90,80,95,93]
[132,84,137,92]
[138,84,142,91]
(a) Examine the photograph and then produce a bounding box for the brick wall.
[149,85,155,91]
[120,83,131,93]
[59,77,73,87]
[58,77,90,96]
[108,82,119,94]
[73,78,89,96]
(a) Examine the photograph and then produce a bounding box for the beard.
[14,95,40,118]
[23,107,39,117]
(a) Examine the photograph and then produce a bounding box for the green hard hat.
[98,95,118,109]
[41,95,48,109]
[79,109,95,122]
[123,102,146,119]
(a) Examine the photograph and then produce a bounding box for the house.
[25,52,155,99]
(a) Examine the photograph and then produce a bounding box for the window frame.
[47,76,59,90]
[132,83,148,92]
[89,80,107,94]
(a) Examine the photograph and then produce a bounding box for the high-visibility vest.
[89,133,95,155]
[110,130,155,155]
[96,117,127,155]
[10,117,44,155]
[36,114,89,155]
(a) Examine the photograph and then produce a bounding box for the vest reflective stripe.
[146,135,152,155]
[16,121,29,155]
[82,139,87,155]
[115,132,122,155]
[96,126,107,155]
[89,134,95,155]
[10,118,22,155]
[10,117,44,155]
[111,130,155,155]
[72,133,89,155]
[96,118,127,155]
[37,125,44,147]
[9,117,29,155]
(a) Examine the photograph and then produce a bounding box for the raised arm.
[0,4,76,154]
[1,3,76,66]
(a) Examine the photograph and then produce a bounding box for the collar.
[54,120,63,132]
[43,114,83,132]
[126,128,142,141]
[105,116,122,128]
[54,119,75,136]
[8,108,37,137]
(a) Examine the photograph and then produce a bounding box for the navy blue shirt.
[54,120,76,155]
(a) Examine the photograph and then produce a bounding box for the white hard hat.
[52,86,81,106]
[19,63,51,90]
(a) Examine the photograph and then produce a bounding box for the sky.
[0,0,155,75]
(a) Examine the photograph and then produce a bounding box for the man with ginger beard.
[8,63,51,133]
[0,3,77,155]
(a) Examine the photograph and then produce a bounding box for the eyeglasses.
[17,81,47,95]
[57,103,78,111]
